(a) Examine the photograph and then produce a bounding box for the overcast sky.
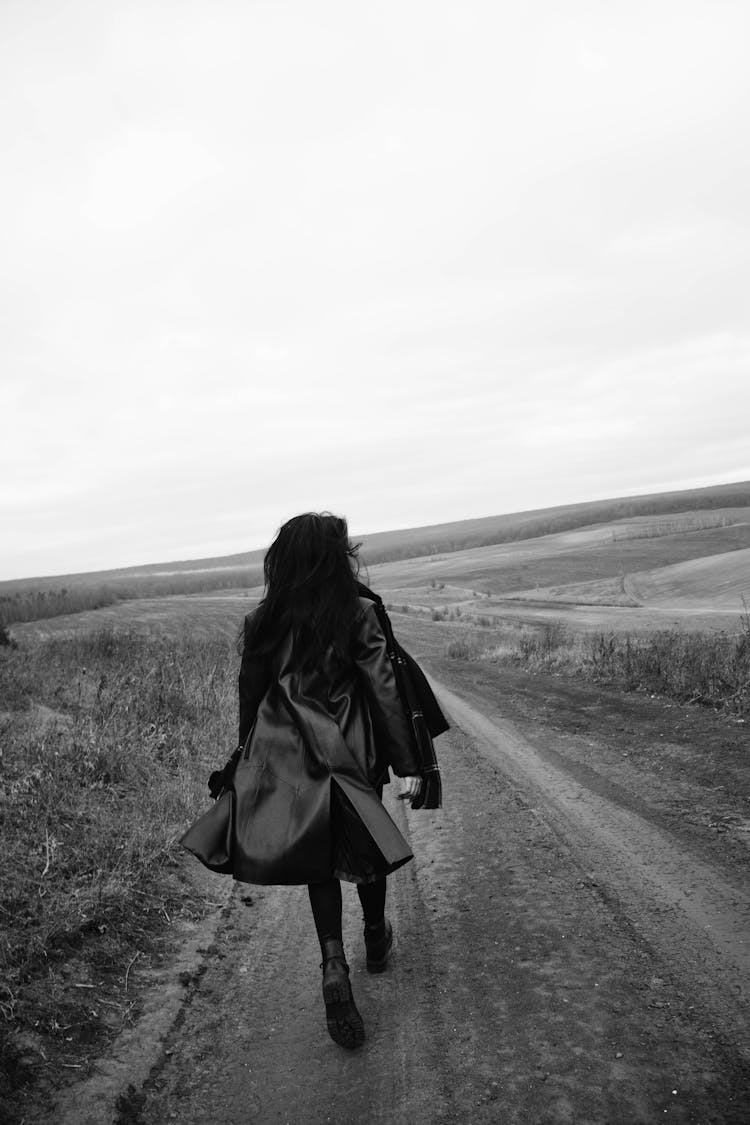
[2,0,749,580]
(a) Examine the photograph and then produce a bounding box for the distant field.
[366,511,750,636]
[514,547,750,610]
[13,593,261,641]
[12,478,740,582]
[12,517,750,644]
[355,481,750,564]
[365,513,750,592]
[5,483,750,639]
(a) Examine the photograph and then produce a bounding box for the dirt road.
[136,671,750,1125]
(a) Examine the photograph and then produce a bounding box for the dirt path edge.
[50,871,235,1125]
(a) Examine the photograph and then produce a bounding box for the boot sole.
[323,979,365,1049]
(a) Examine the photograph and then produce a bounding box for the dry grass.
[583,623,750,711]
[0,629,237,1118]
[473,614,750,716]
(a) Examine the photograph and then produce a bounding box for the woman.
[221,512,438,1050]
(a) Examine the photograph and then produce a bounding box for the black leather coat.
[233,597,420,885]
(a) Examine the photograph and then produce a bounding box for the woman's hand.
[398,775,422,801]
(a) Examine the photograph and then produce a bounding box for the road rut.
[431,677,750,1049]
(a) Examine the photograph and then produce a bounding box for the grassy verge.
[445,615,750,716]
[0,629,237,1120]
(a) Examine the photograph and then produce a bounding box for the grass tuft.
[445,638,481,660]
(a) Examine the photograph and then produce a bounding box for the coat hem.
[226,851,414,888]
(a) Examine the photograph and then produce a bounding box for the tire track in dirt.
[430,676,750,1052]
[403,700,750,1123]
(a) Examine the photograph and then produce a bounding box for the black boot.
[364,917,393,974]
[321,939,365,1049]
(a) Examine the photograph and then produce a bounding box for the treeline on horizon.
[357,483,750,564]
[0,567,264,629]
[2,480,750,629]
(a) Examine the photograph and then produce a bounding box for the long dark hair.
[243,512,361,671]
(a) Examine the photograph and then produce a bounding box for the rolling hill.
[517,547,750,613]
[4,480,750,633]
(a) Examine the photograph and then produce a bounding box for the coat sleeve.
[238,616,270,745]
[353,604,421,778]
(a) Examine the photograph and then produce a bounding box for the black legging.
[308,877,387,947]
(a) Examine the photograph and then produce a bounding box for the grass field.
[0,628,240,1121]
